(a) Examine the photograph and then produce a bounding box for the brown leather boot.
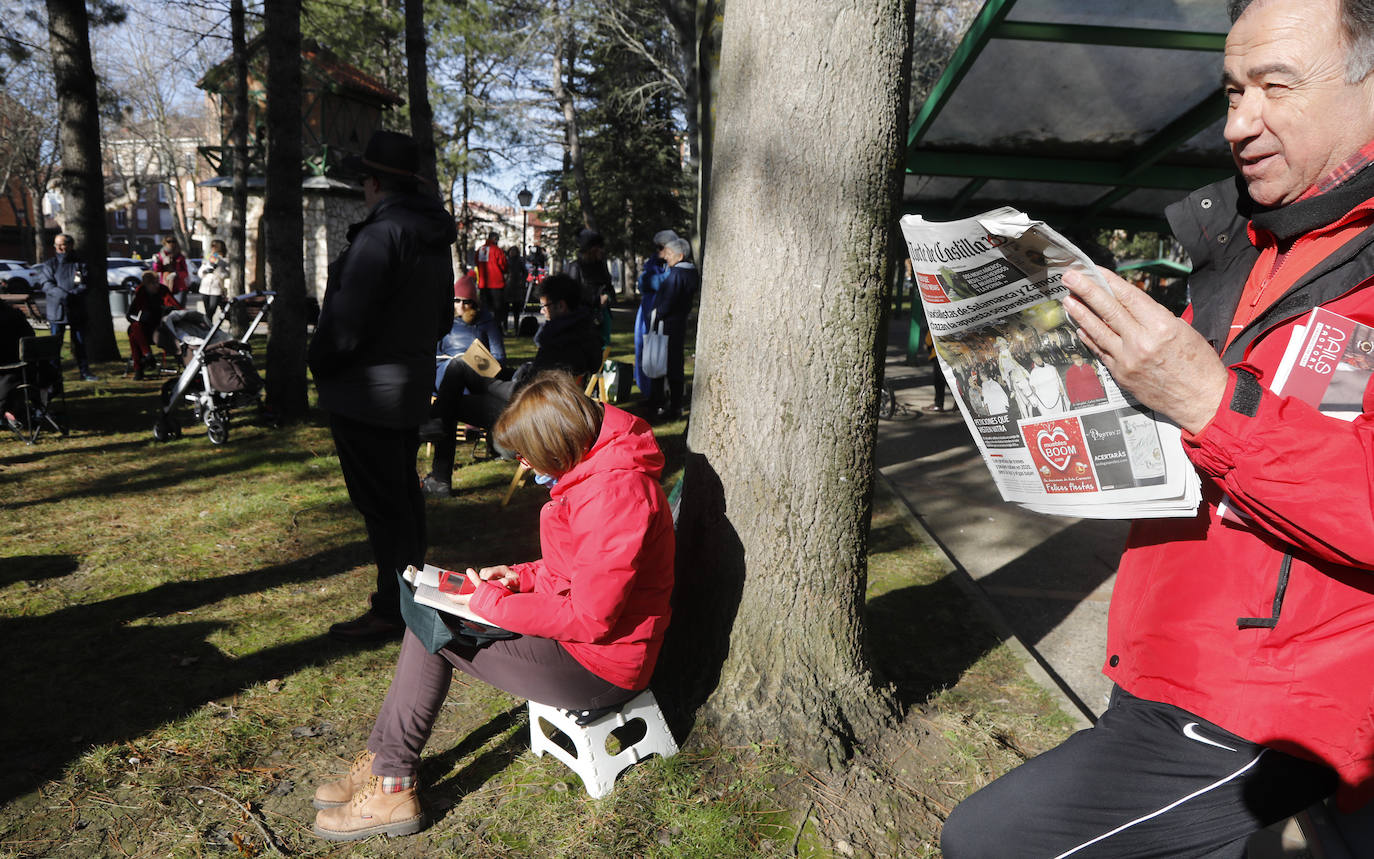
[312,750,376,809]
[312,774,426,841]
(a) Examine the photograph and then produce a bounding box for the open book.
[401,564,511,634]
[460,338,501,377]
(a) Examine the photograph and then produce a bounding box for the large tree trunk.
[551,7,597,233]
[262,0,308,420]
[658,0,915,769]
[405,0,440,196]
[226,0,251,337]
[45,0,115,360]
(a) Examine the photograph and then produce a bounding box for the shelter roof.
[906,0,1235,232]
[198,36,402,109]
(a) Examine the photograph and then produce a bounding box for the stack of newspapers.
[898,207,1201,519]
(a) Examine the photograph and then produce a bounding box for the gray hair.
[1229,0,1374,81]
[665,237,692,260]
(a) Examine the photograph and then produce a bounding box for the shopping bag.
[601,359,633,404]
[642,313,668,380]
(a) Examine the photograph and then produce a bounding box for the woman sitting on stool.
[311,370,676,841]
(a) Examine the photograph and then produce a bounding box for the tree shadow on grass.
[0,540,374,805]
[865,575,1006,710]
[5,444,323,511]
[423,705,528,811]
[0,554,80,587]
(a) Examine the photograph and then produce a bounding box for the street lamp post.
[517,187,533,256]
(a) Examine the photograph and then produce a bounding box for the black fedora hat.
[343,130,420,178]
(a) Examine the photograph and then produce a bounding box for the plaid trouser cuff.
[380,775,415,793]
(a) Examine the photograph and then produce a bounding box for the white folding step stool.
[528,689,679,798]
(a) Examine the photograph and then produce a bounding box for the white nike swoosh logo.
[1182,722,1237,752]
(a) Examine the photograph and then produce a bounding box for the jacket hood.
[363,192,458,249]
[552,405,664,497]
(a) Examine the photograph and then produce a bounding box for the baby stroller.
[152,292,275,445]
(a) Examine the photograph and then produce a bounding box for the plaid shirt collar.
[1297,139,1374,202]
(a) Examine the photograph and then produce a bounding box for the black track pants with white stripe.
[940,687,1338,858]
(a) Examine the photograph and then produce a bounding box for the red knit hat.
[453,275,477,300]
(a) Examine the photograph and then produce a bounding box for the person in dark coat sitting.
[422,273,601,497]
[0,300,36,425]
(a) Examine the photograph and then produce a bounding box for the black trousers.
[940,687,1337,858]
[329,413,426,623]
[647,329,686,411]
[428,362,514,482]
[479,288,505,330]
[48,320,90,376]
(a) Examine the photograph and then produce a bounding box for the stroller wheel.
[206,416,229,445]
[153,415,177,442]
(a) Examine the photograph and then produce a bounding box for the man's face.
[1071,353,1085,366]
[663,247,684,267]
[541,297,567,320]
[456,297,478,324]
[54,236,70,254]
[362,175,383,208]
[1223,0,1374,207]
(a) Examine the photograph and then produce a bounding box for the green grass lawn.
[0,311,1072,857]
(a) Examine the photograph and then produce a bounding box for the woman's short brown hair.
[494,371,603,476]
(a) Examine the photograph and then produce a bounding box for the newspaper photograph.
[898,207,1200,519]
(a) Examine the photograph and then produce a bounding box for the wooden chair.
[500,355,611,507]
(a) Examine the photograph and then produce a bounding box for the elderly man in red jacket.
[942,0,1374,856]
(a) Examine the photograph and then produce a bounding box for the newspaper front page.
[899,207,1200,519]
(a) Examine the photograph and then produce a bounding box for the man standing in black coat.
[308,131,456,642]
[35,233,96,382]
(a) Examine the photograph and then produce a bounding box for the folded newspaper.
[899,207,1201,519]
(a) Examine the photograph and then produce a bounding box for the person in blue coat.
[34,233,95,381]
[647,237,698,420]
[634,229,677,394]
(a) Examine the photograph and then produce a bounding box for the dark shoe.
[420,474,452,498]
[653,406,682,422]
[328,611,405,643]
[922,404,947,413]
[81,373,99,382]
[133,368,145,380]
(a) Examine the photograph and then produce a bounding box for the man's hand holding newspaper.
[1062,268,1229,435]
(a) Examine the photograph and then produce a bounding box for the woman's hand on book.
[473,565,520,590]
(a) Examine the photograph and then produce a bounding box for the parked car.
[106,257,149,291]
[0,259,42,293]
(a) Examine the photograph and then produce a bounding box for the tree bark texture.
[45,0,115,359]
[228,0,250,334]
[262,0,308,419]
[661,0,915,769]
[551,8,597,233]
[405,0,440,196]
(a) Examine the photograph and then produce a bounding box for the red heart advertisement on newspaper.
[1021,417,1099,494]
